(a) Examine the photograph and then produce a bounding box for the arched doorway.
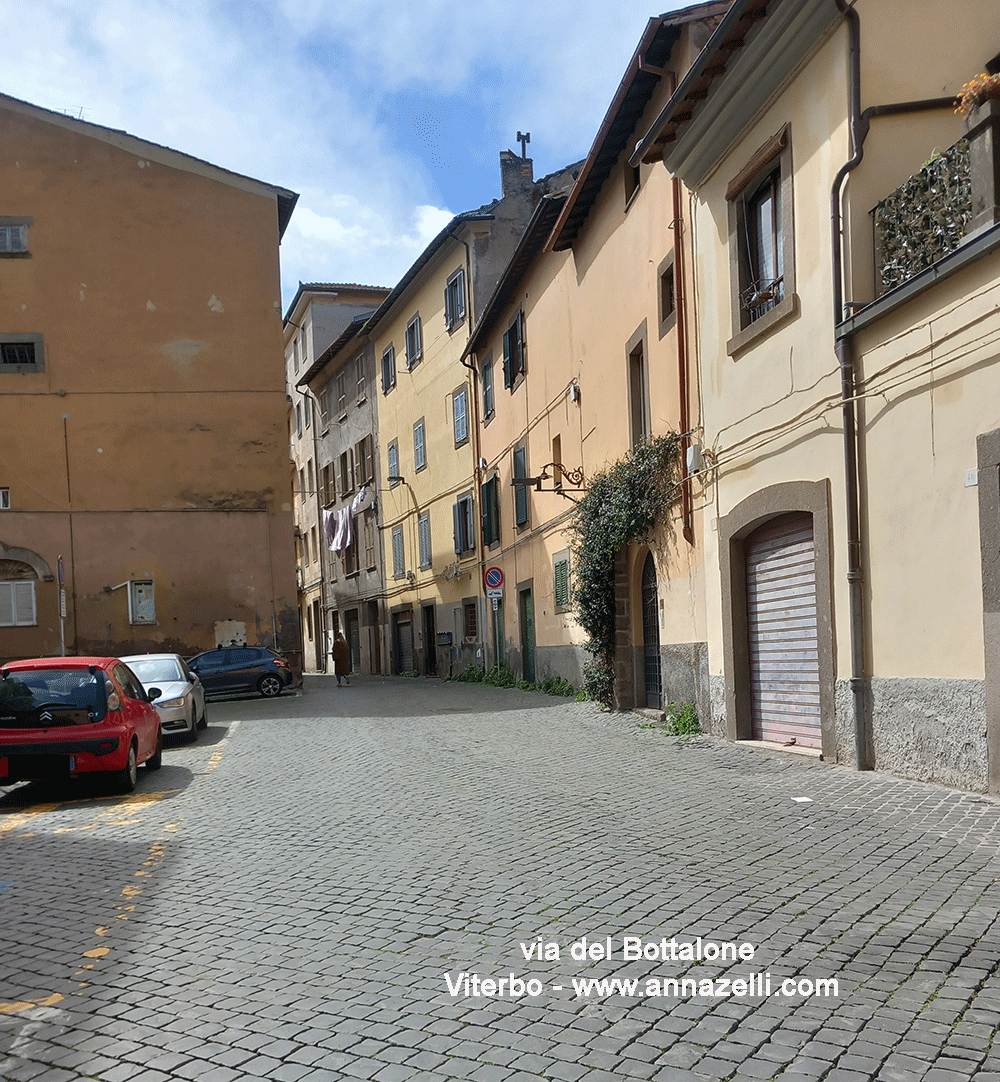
[641,552,661,708]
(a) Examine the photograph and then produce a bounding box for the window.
[418,511,432,569]
[482,351,495,421]
[0,219,30,256]
[625,162,641,206]
[128,580,155,625]
[0,580,35,626]
[726,125,795,355]
[463,602,478,641]
[627,321,649,449]
[338,450,354,496]
[356,354,366,403]
[0,335,44,373]
[295,402,303,438]
[513,445,529,529]
[551,435,563,490]
[392,526,405,579]
[658,252,676,338]
[444,268,466,330]
[320,464,335,506]
[382,345,396,393]
[298,468,305,502]
[453,386,469,446]
[553,551,571,612]
[363,510,376,569]
[387,440,400,486]
[414,419,426,472]
[337,370,348,417]
[307,459,314,497]
[344,531,359,576]
[355,436,373,486]
[304,396,312,429]
[502,312,525,388]
[405,314,422,369]
[311,525,319,564]
[481,475,500,547]
[453,493,475,555]
[318,387,332,428]
[0,488,8,510]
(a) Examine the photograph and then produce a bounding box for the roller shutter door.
[746,512,821,747]
[394,614,414,674]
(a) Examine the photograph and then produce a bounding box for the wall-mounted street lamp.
[510,462,586,500]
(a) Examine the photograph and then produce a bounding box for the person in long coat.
[332,631,351,686]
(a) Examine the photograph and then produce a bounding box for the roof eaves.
[297,312,373,386]
[630,0,771,168]
[465,192,568,359]
[0,92,299,238]
[364,209,495,335]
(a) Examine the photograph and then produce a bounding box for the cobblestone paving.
[2,674,1000,1082]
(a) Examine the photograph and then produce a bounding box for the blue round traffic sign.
[484,566,504,589]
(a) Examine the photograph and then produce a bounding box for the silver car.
[120,653,207,743]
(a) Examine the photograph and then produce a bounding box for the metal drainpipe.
[831,0,874,770]
[671,172,694,546]
[831,0,959,770]
[304,386,330,673]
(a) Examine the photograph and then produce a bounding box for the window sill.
[727,292,798,357]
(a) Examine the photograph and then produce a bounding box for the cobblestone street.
[2,674,1000,1082]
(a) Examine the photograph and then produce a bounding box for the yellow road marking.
[82,947,108,959]
[0,993,64,1014]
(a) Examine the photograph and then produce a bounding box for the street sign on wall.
[484,566,504,590]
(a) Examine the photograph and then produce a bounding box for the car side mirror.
[147,687,162,702]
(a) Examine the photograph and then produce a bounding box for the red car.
[0,656,164,793]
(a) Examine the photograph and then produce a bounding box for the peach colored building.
[0,94,299,665]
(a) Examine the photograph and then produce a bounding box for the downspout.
[832,0,958,770]
[671,176,694,545]
[831,0,873,770]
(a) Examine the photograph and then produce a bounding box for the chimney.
[500,150,534,198]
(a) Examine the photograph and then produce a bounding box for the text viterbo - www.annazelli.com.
[442,936,840,1001]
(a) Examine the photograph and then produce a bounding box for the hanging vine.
[568,434,683,705]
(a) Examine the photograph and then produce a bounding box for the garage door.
[394,614,414,674]
[746,512,821,747]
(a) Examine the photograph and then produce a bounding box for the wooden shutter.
[419,513,431,567]
[503,327,512,387]
[554,558,569,608]
[746,513,821,748]
[513,447,528,526]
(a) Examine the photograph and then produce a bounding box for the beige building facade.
[0,94,299,665]
[635,0,1000,789]
[366,155,577,677]
[465,5,725,716]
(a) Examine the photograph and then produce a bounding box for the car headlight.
[157,696,185,709]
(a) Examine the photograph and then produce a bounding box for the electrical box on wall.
[128,579,156,625]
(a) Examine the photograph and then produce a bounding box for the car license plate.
[68,756,75,771]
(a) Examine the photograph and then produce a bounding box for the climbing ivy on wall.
[569,434,682,706]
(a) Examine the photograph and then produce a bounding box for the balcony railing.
[872,138,971,295]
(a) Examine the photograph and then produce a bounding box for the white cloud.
[0,0,693,301]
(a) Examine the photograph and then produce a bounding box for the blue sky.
[1,0,694,304]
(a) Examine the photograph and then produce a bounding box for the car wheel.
[147,729,163,771]
[258,674,283,698]
[116,741,138,793]
[197,704,208,730]
[186,708,199,743]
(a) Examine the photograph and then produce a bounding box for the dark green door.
[519,588,536,683]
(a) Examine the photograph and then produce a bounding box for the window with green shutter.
[553,551,570,612]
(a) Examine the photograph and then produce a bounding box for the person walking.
[332,631,351,686]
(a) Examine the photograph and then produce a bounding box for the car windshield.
[126,658,184,684]
[0,668,106,718]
